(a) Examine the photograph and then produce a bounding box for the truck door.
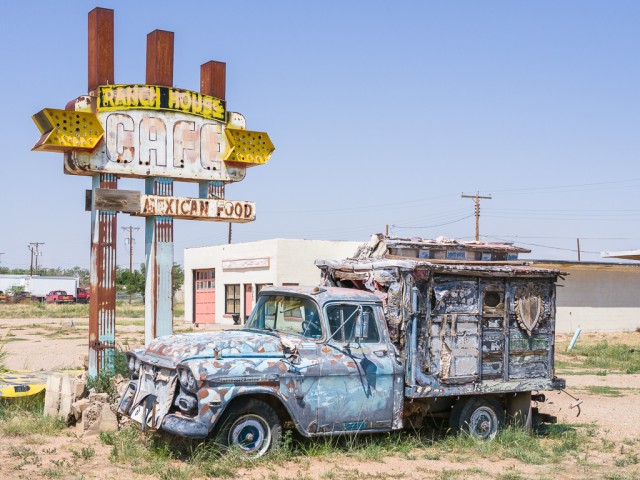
[316,303,402,433]
[428,277,481,383]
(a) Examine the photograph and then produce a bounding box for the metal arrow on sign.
[31,108,104,152]
[224,128,275,166]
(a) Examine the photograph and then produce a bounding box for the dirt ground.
[1,317,639,479]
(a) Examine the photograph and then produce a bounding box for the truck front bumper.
[161,414,210,438]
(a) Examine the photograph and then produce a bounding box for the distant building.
[183,238,360,325]
[183,235,640,332]
[532,260,640,333]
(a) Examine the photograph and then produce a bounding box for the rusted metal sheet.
[89,174,118,377]
[316,235,563,400]
[144,177,174,345]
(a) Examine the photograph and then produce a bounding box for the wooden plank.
[200,61,226,100]
[93,188,141,213]
[88,8,114,91]
[146,30,174,86]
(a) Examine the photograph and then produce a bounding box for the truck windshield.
[245,295,322,339]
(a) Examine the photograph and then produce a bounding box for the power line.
[391,214,474,230]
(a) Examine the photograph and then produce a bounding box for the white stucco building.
[532,261,640,333]
[183,237,640,333]
[183,238,360,325]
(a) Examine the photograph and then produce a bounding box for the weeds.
[563,341,640,374]
[0,392,65,437]
[86,350,130,398]
[71,446,95,460]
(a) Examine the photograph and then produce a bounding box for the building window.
[225,284,241,314]
[195,270,214,290]
[256,284,272,296]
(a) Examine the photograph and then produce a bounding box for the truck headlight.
[126,354,140,379]
[178,367,198,392]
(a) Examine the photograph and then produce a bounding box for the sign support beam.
[144,30,175,345]
[88,8,117,377]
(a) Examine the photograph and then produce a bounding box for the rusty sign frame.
[32,8,274,377]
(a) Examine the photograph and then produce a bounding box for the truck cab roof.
[259,285,382,304]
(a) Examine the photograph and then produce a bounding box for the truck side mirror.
[350,306,369,345]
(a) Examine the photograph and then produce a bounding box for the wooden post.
[88,8,117,377]
[88,8,114,92]
[144,30,175,345]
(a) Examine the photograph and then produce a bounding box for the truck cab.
[118,286,404,456]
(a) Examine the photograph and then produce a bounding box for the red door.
[244,284,253,322]
[194,269,215,324]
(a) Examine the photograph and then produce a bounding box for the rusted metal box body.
[316,257,564,399]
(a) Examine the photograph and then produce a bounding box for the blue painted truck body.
[118,261,565,447]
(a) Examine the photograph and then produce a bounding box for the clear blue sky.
[0,1,638,271]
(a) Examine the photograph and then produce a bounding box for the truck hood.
[142,329,288,366]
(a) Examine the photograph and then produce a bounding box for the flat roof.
[601,250,640,261]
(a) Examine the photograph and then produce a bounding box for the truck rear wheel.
[450,397,504,440]
[215,398,282,458]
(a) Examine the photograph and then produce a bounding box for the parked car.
[0,290,7,303]
[8,291,36,303]
[76,288,90,304]
[45,290,75,304]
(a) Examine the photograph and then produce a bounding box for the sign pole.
[32,9,275,367]
[87,8,117,377]
[144,30,175,345]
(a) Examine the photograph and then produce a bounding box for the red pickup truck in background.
[76,288,90,304]
[45,290,75,304]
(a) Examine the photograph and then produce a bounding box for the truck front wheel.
[216,398,282,457]
[450,397,504,440]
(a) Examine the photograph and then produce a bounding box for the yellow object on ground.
[0,370,49,397]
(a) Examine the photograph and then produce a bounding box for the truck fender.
[208,386,311,438]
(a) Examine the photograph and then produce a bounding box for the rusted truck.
[118,238,564,457]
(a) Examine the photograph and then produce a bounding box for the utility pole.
[461,192,492,242]
[122,226,139,272]
[28,242,45,275]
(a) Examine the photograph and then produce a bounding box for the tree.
[115,263,184,303]
[116,268,145,297]
[172,263,184,296]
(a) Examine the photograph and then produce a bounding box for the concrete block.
[73,379,87,399]
[89,392,109,403]
[44,374,61,417]
[70,398,91,421]
[99,405,119,433]
[58,375,75,421]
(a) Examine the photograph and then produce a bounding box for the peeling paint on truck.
[119,240,565,456]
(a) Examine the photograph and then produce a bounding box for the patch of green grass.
[71,446,95,460]
[86,350,130,399]
[565,341,640,374]
[0,392,65,437]
[615,452,639,467]
[585,386,626,397]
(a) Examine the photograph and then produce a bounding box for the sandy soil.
[1,318,639,479]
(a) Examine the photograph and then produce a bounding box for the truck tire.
[215,398,282,457]
[451,397,504,440]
